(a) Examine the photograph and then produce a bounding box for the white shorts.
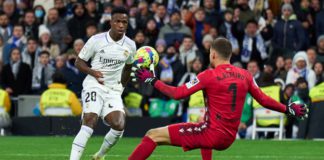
[82,87,125,120]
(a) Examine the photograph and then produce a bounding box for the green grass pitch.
[0,136,324,160]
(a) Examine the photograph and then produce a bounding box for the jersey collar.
[106,30,125,45]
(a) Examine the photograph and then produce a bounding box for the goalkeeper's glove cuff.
[145,77,157,86]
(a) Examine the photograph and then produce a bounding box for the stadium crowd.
[0,0,324,138]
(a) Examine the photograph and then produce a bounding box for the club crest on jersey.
[186,77,199,89]
[124,50,129,57]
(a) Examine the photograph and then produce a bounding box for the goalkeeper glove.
[131,64,157,85]
[285,102,309,120]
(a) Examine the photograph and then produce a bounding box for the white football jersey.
[79,31,136,94]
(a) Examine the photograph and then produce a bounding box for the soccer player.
[129,38,308,160]
[69,7,136,160]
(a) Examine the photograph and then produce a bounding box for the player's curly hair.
[112,7,129,16]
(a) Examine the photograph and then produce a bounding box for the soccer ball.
[134,46,159,68]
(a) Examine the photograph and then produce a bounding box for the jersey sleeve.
[126,42,136,64]
[78,36,95,61]
[248,74,287,113]
[154,71,209,100]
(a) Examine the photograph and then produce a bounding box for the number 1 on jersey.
[228,83,237,112]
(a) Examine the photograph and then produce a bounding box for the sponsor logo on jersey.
[99,57,125,68]
[185,77,200,89]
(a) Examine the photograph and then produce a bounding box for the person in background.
[33,5,46,25]
[83,21,97,42]
[285,57,293,72]
[98,2,113,32]
[240,20,268,68]
[2,0,21,25]
[313,61,324,85]
[21,37,41,69]
[134,30,148,49]
[153,3,169,29]
[202,0,221,28]
[237,0,255,25]
[274,56,287,80]
[184,8,211,49]
[247,60,263,85]
[67,3,92,41]
[46,8,71,52]
[179,35,202,72]
[2,24,27,65]
[315,9,324,39]
[54,0,68,19]
[272,3,305,59]
[200,34,213,69]
[307,47,317,69]
[286,51,316,89]
[158,10,192,47]
[0,11,12,42]
[85,0,100,23]
[40,72,82,116]
[155,39,167,58]
[1,48,32,96]
[38,25,60,60]
[316,35,324,63]
[144,18,159,47]
[295,0,313,48]
[31,50,55,94]
[22,10,39,39]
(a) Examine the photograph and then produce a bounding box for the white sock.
[97,129,124,157]
[70,125,93,160]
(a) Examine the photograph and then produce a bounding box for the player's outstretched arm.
[121,64,133,87]
[133,68,204,100]
[248,76,308,119]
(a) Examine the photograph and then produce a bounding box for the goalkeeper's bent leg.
[70,125,93,160]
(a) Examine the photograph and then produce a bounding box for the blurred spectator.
[1,48,32,96]
[247,60,263,85]
[85,0,100,23]
[259,8,274,48]
[200,34,213,69]
[285,57,293,71]
[219,9,244,58]
[155,39,167,57]
[315,10,324,39]
[21,37,41,69]
[0,36,3,64]
[179,35,202,72]
[313,61,324,85]
[316,35,324,63]
[0,88,11,132]
[307,47,317,68]
[83,22,97,42]
[0,11,12,42]
[153,3,169,29]
[274,56,287,80]
[2,24,26,65]
[46,8,71,52]
[272,3,305,59]
[249,0,269,18]
[157,45,185,87]
[98,2,112,32]
[184,8,211,49]
[32,51,55,94]
[237,0,255,25]
[202,0,221,28]
[3,0,20,25]
[126,6,139,39]
[33,0,54,17]
[158,10,191,47]
[286,51,316,89]
[240,20,268,68]
[137,1,153,30]
[38,25,60,60]
[68,3,92,41]
[134,30,147,48]
[22,10,38,40]
[144,18,159,47]
[33,5,46,25]
[208,26,219,39]
[295,0,313,48]
[39,72,82,116]
[54,0,67,18]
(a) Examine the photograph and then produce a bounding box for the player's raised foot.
[91,152,105,160]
